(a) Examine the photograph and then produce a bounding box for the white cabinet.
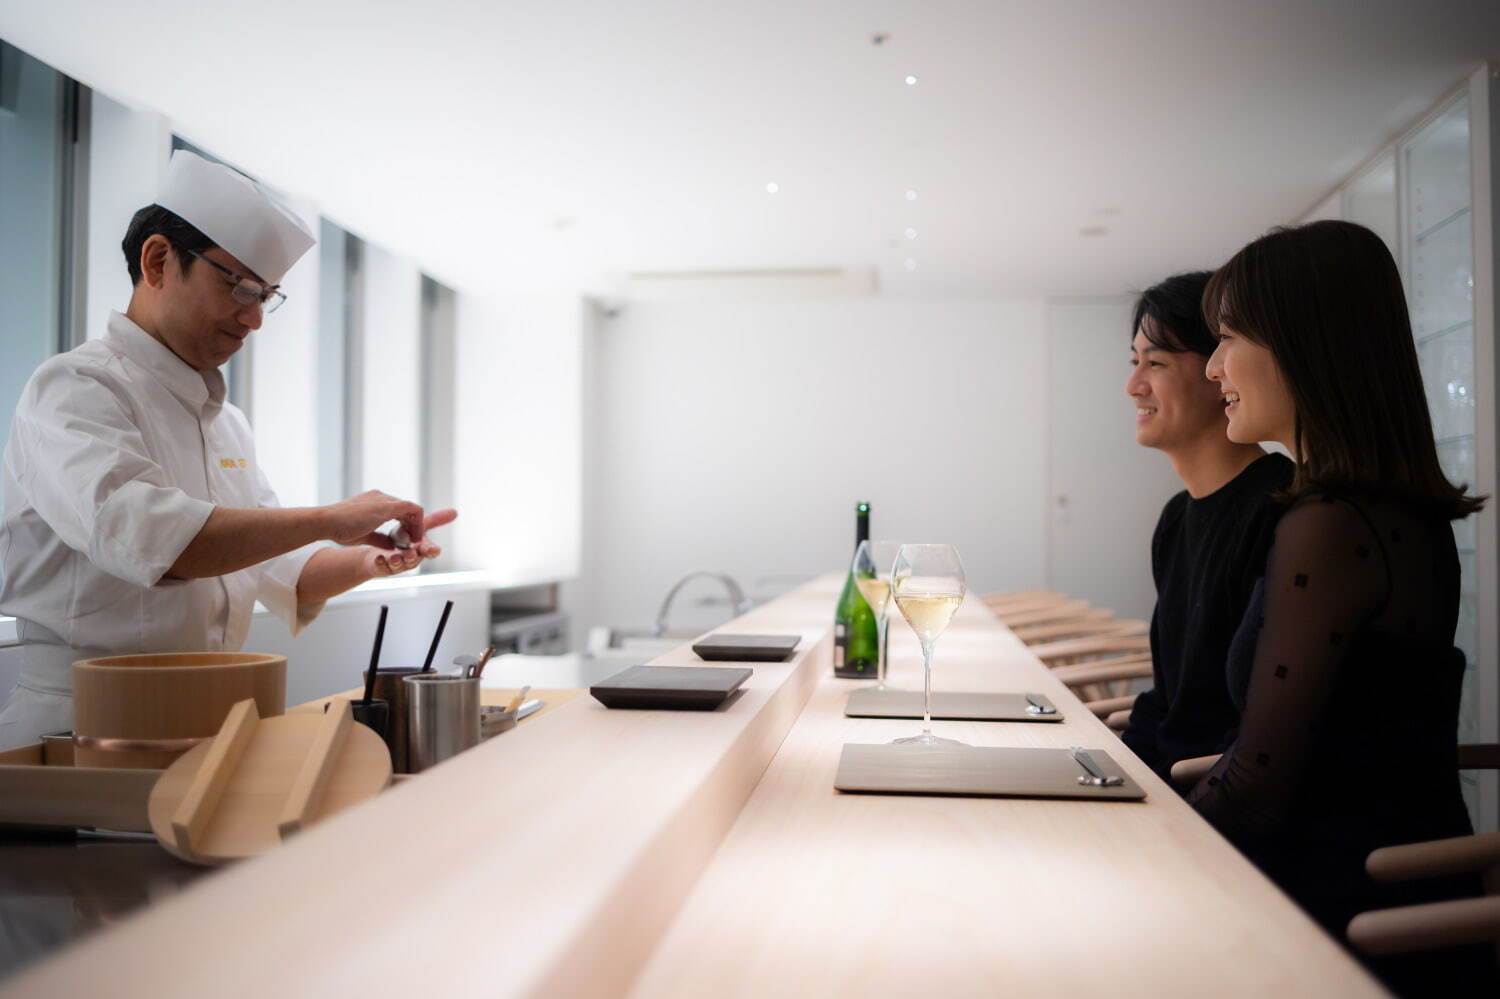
[1398,70,1499,831]
[1321,67,1500,830]
[1406,98,1481,667]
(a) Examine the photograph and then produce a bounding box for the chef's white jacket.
[0,311,326,747]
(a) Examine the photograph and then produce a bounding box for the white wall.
[357,244,422,502]
[244,587,488,706]
[85,92,171,340]
[577,298,1057,641]
[450,295,582,582]
[1046,299,1181,620]
[248,191,321,507]
[1300,189,1343,223]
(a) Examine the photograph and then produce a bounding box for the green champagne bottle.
[833,502,879,678]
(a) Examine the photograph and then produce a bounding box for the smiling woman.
[1190,220,1491,994]
[1204,326,1296,449]
[1204,221,1483,517]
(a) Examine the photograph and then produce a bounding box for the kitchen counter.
[0,685,579,982]
[0,577,1384,997]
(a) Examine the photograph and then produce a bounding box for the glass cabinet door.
[1403,96,1483,814]
[1343,152,1398,261]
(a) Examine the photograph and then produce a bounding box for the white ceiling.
[2,1,1498,300]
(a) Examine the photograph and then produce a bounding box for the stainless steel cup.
[403,674,481,773]
[365,667,424,773]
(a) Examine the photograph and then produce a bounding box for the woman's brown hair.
[1202,219,1484,519]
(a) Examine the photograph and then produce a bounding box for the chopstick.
[420,600,454,673]
[362,605,388,704]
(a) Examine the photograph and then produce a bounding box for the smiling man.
[1119,271,1292,782]
[0,150,455,747]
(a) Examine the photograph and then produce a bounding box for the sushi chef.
[0,149,456,747]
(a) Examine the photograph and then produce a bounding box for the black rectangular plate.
[691,633,800,662]
[590,665,754,710]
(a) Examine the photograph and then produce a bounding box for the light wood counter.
[4,577,1385,997]
[629,591,1386,997]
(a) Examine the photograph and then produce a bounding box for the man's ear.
[139,235,172,290]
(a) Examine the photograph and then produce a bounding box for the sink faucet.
[655,572,751,637]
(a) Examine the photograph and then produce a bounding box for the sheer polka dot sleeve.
[1185,496,1387,842]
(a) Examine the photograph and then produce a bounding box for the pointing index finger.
[397,504,425,544]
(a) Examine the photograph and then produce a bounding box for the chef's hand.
[323,491,430,547]
[365,537,439,576]
[362,508,457,577]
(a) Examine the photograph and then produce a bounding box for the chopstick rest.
[1071,746,1124,786]
[1024,692,1057,715]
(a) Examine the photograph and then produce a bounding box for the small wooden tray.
[591,665,752,710]
[0,739,159,832]
[844,688,1063,722]
[692,634,800,662]
[834,743,1146,800]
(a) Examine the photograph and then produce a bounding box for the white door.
[1045,298,1182,620]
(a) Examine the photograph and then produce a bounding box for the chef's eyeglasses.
[184,249,287,314]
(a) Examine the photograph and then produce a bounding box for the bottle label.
[834,623,846,668]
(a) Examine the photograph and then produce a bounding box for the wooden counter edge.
[0,585,837,999]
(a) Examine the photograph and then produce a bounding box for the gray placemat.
[834,743,1146,800]
[844,688,1063,722]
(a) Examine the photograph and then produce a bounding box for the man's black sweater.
[1121,452,1294,780]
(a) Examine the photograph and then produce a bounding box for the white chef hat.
[155,149,316,285]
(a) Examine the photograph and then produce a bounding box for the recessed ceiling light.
[1079,225,1109,237]
[765,182,779,194]
[905,189,918,201]
[905,75,918,86]
[904,258,917,271]
[904,228,917,240]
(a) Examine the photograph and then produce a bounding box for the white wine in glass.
[854,576,891,616]
[891,543,967,746]
[896,593,962,645]
[852,540,902,690]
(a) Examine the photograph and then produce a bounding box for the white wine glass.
[852,540,902,691]
[891,543,967,746]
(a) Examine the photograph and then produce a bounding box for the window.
[0,38,87,599]
[316,221,364,503]
[0,39,85,475]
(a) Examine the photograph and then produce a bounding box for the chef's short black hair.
[122,205,218,285]
[1129,271,1216,357]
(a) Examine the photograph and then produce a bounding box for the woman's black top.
[1186,490,1487,993]
[1122,453,1293,779]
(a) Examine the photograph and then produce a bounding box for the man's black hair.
[121,204,217,285]
[1130,271,1216,357]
